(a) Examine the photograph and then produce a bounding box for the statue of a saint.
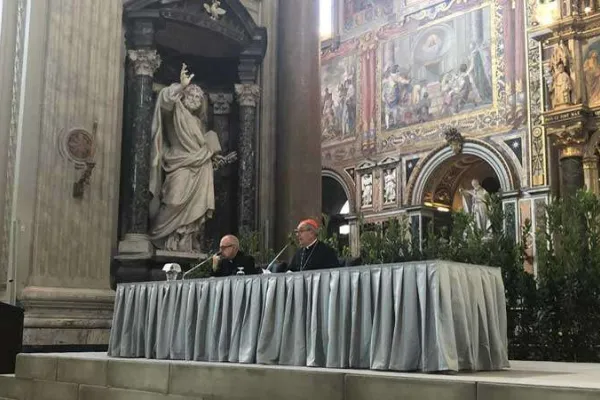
[459,179,491,232]
[149,64,229,252]
[551,61,572,108]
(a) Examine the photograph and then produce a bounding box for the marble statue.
[459,179,491,232]
[551,61,573,108]
[149,64,232,252]
[383,169,397,204]
[361,173,373,207]
[550,41,573,108]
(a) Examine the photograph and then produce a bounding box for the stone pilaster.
[235,83,260,232]
[118,20,161,259]
[207,92,234,246]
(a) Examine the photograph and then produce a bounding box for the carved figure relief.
[383,168,397,204]
[361,173,373,207]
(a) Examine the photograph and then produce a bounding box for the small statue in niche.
[383,169,397,204]
[149,63,235,252]
[551,60,573,107]
[361,173,373,207]
[549,40,574,108]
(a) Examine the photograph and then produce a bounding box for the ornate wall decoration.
[444,127,464,154]
[322,0,530,187]
[59,127,96,166]
[342,0,393,32]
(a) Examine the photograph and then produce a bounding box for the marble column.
[275,0,321,248]
[583,155,599,194]
[207,92,234,246]
[235,83,260,232]
[554,127,586,196]
[560,156,585,195]
[118,47,160,256]
[118,20,161,259]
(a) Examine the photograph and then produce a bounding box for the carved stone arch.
[322,167,356,214]
[407,139,519,206]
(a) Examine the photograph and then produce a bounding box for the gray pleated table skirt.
[108,260,509,372]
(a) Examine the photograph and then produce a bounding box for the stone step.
[6,353,600,400]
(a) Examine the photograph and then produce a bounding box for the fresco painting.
[343,0,393,31]
[321,55,359,142]
[380,7,493,131]
[583,37,600,105]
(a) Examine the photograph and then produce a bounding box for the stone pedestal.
[275,0,321,248]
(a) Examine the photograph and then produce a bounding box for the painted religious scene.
[321,55,358,142]
[583,37,600,106]
[380,6,493,131]
[343,0,393,32]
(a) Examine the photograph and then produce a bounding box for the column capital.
[548,122,587,159]
[127,49,161,77]
[208,92,234,115]
[235,83,260,107]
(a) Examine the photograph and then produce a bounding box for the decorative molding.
[443,127,464,155]
[127,49,161,76]
[58,127,96,167]
[356,160,376,171]
[408,140,517,206]
[377,156,400,167]
[234,83,260,107]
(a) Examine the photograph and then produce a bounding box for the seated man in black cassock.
[211,235,260,276]
[288,219,340,272]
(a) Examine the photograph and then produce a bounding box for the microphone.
[266,243,291,272]
[182,251,221,280]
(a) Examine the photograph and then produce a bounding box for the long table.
[107,260,509,372]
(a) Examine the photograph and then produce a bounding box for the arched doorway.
[420,154,501,234]
[322,175,351,253]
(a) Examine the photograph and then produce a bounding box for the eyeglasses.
[294,228,311,234]
[219,244,234,250]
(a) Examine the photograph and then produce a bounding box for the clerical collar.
[305,238,318,249]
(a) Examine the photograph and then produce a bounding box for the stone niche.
[114,0,267,285]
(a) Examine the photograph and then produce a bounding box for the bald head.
[219,234,240,259]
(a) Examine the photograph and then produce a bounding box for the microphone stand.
[266,243,290,272]
[182,252,219,280]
